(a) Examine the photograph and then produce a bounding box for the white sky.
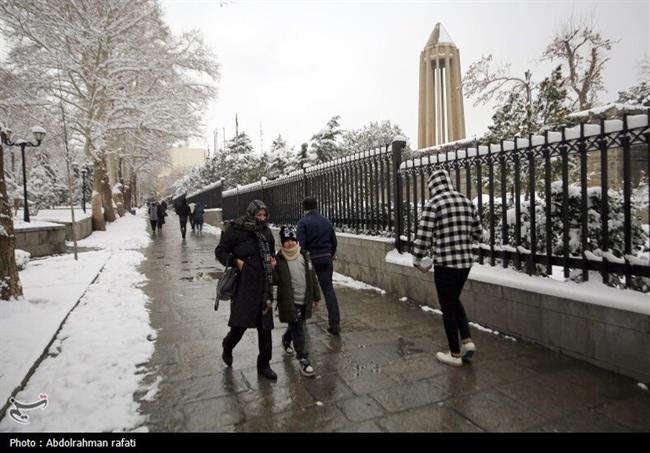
[160,0,650,153]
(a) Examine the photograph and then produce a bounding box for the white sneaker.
[436,351,463,367]
[299,358,316,377]
[460,341,476,359]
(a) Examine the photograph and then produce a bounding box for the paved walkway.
[138,213,650,432]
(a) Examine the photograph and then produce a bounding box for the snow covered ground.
[0,211,155,432]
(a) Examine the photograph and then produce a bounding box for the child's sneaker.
[282,340,295,356]
[436,351,463,367]
[298,358,316,377]
[460,341,476,359]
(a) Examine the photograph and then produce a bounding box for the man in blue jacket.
[297,197,341,335]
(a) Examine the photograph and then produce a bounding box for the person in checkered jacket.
[413,169,483,367]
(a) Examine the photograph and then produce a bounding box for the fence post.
[302,163,308,199]
[392,136,406,252]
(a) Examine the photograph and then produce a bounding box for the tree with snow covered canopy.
[27,149,68,209]
[541,15,614,110]
[267,134,297,179]
[616,58,650,107]
[0,0,218,231]
[310,115,343,164]
[341,120,410,156]
[221,132,259,187]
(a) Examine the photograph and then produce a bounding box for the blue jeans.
[312,256,340,327]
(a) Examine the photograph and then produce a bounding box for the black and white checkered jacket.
[412,170,483,269]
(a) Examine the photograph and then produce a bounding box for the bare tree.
[0,0,218,230]
[542,15,614,110]
[463,55,535,133]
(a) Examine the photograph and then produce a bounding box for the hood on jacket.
[427,170,455,197]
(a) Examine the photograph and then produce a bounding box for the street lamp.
[1,125,47,222]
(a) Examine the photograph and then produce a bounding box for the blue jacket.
[297,211,337,258]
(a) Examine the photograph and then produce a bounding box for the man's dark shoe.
[327,325,341,336]
[221,339,232,367]
[257,366,277,380]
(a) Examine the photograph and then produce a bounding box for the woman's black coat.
[215,223,275,329]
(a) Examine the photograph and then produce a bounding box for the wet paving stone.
[378,403,483,432]
[444,390,547,432]
[336,395,385,422]
[138,213,648,432]
[370,379,450,412]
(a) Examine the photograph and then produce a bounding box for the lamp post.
[1,126,46,222]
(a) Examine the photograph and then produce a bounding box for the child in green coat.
[273,226,321,377]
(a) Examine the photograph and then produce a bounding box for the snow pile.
[75,213,151,251]
[332,272,387,295]
[15,249,30,270]
[201,223,221,236]
[32,209,93,223]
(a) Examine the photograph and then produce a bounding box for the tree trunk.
[123,180,132,213]
[0,144,23,300]
[91,159,106,231]
[114,184,126,217]
[131,172,138,208]
[97,157,116,222]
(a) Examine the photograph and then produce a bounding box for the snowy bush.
[479,182,649,292]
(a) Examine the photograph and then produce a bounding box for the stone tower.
[418,23,466,148]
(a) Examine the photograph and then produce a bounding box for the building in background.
[155,146,208,194]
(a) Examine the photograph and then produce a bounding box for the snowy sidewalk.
[0,211,156,432]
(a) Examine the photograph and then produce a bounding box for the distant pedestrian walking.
[274,226,320,377]
[297,197,341,335]
[412,170,483,367]
[215,200,278,380]
[175,196,192,239]
[148,201,158,233]
[193,202,205,233]
[156,201,166,232]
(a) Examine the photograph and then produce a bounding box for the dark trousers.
[179,216,188,238]
[434,266,471,355]
[150,220,157,231]
[223,326,272,369]
[189,215,195,229]
[282,304,308,360]
[312,257,340,327]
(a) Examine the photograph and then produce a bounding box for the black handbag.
[215,264,239,309]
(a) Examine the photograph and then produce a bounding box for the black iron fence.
[398,111,650,290]
[218,111,649,291]
[173,180,223,210]
[222,145,402,233]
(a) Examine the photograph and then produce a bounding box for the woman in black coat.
[215,200,278,380]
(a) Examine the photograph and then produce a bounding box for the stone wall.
[47,217,93,241]
[14,224,66,258]
[269,228,650,382]
[204,209,222,228]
